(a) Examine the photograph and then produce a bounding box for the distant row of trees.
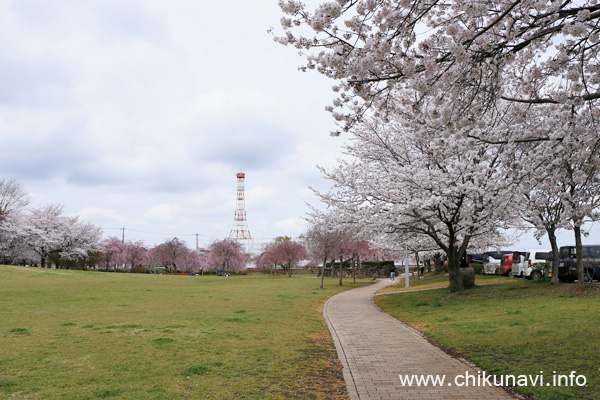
[0,178,250,272]
[0,177,395,278]
[98,236,248,274]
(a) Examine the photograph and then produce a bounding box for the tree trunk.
[574,224,585,291]
[352,257,356,283]
[331,261,336,279]
[547,226,560,285]
[40,256,46,268]
[357,255,362,279]
[320,258,326,289]
[414,252,420,272]
[448,246,465,293]
[339,256,344,286]
[434,254,442,274]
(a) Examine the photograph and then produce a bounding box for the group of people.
[389,262,426,283]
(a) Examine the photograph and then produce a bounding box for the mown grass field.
[0,265,367,399]
[376,278,600,400]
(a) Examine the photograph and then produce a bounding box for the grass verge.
[377,272,512,293]
[0,265,366,399]
[375,279,600,400]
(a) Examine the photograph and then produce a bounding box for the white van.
[522,249,550,280]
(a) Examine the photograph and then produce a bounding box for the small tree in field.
[122,240,147,272]
[207,238,247,273]
[100,237,125,271]
[152,237,189,273]
[304,210,342,289]
[262,239,307,277]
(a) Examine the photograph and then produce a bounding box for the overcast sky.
[0,0,352,249]
[1,0,596,252]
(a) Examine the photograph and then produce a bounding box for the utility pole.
[121,227,125,244]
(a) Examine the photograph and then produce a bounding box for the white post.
[405,242,410,287]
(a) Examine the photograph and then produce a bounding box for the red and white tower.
[229,172,252,239]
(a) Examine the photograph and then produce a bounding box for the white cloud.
[144,204,177,222]
[77,207,119,221]
[274,218,307,236]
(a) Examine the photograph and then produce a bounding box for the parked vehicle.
[558,245,600,282]
[482,251,513,275]
[511,252,526,277]
[467,253,484,264]
[523,249,551,280]
[467,253,484,274]
[499,253,513,276]
[499,252,525,276]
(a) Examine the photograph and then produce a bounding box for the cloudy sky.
[0,0,353,249]
[0,0,595,252]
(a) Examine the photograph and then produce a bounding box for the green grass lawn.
[376,279,600,400]
[377,271,512,293]
[0,265,366,399]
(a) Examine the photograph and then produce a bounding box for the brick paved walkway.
[323,278,518,400]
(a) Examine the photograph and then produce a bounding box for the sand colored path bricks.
[323,279,517,400]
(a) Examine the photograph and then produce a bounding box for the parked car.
[482,251,513,275]
[467,253,484,274]
[558,245,600,282]
[499,252,525,276]
[523,249,550,280]
[467,253,484,264]
[510,251,529,277]
[499,253,513,276]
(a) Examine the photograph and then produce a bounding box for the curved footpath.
[323,278,517,400]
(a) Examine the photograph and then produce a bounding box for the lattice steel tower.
[229,172,252,239]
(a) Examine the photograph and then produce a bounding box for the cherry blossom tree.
[303,209,343,288]
[276,0,600,136]
[346,237,371,282]
[330,228,354,286]
[180,250,205,274]
[261,239,308,277]
[255,250,276,273]
[49,220,103,269]
[558,134,600,287]
[206,238,248,273]
[122,240,148,271]
[278,0,600,292]
[315,112,515,292]
[100,237,126,271]
[0,178,31,263]
[519,156,568,284]
[0,177,30,221]
[152,237,189,273]
[511,101,600,285]
[1,204,102,268]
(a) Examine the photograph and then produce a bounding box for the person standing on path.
[389,264,396,282]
